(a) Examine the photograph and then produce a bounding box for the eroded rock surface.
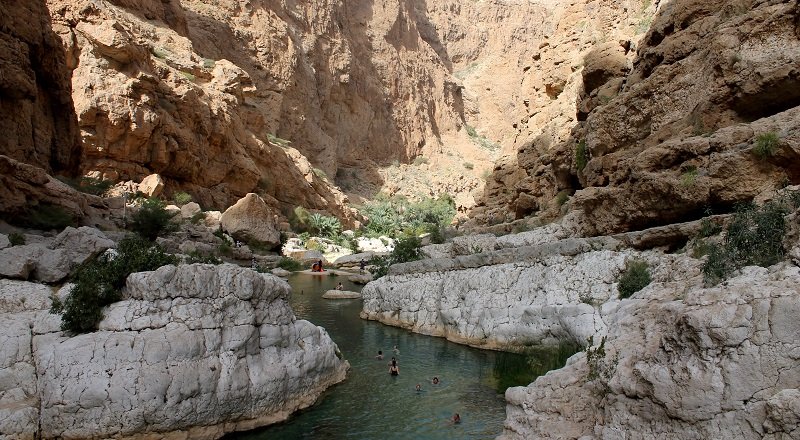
[501,263,800,440]
[0,264,348,439]
[362,230,701,349]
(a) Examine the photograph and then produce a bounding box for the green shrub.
[277,257,303,272]
[267,133,291,147]
[393,234,422,262]
[51,236,177,333]
[617,260,651,299]
[555,190,570,206]
[753,132,779,159]
[308,213,342,238]
[698,216,722,237]
[463,162,474,170]
[575,139,589,171]
[173,191,192,206]
[289,206,311,232]
[413,156,429,165]
[203,58,215,69]
[130,198,176,241]
[24,204,75,231]
[702,200,787,285]
[190,211,205,225]
[360,194,456,239]
[213,227,231,244]
[218,242,233,256]
[185,251,222,264]
[372,234,422,280]
[8,232,25,246]
[680,166,698,187]
[58,176,113,196]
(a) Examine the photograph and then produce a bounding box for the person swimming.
[432,376,440,385]
[415,383,422,392]
[452,413,461,424]
[376,350,383,360]
[389,360,399,376]
[393,345,400,355]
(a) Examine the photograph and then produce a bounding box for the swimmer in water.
[393,345,400,355]
[432,376,440,385]
[389,360,399,376]
[452,413,461,424]
[376,350,383,360]
[415,383,422,392]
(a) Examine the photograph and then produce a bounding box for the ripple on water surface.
[228,273,574,440]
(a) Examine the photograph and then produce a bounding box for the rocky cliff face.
[37,0,500,215]
[500,262,800,440]
[361,225,701,349]
[474,0,800,234]
[0,0,80,173]
[0,263,348,439]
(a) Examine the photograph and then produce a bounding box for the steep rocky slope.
[0,263,348,439]
[0,0,80,173]
[475,0,800,233]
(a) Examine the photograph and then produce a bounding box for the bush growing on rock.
[752,132,779,159]
[8,232,25,246]
[617,260,651,299]
[130,198,177,241]
[703,200,788,285]
[52,236,178,333]
[372,234,423,279]
[277,257,303,272]
[22,204,75,231]
[173,191,192,206]
[575,139,589,171]
[184,251,222,264]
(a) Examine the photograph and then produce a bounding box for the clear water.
[228,273,575,440]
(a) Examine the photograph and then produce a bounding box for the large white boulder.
[220,193,280,249]
[31,264,348,438]
[0,227,114,283]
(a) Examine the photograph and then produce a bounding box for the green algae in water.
[490,343,581,393]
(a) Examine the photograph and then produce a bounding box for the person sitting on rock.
[359,258,366,273]
[336,282,343,290]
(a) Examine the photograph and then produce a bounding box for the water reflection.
[228,273,576,440]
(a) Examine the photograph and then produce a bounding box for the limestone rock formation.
[220,193,280,249]
[0,226,114,283]
[362,229,701,349]
[0,264,349,439]
[500,263,800,440]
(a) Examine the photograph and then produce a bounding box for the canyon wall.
[474,0,800,234]
[0,0,80,173]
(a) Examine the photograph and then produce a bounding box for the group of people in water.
[375,345,461,424]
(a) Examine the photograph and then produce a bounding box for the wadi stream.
[229,273,575,439]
